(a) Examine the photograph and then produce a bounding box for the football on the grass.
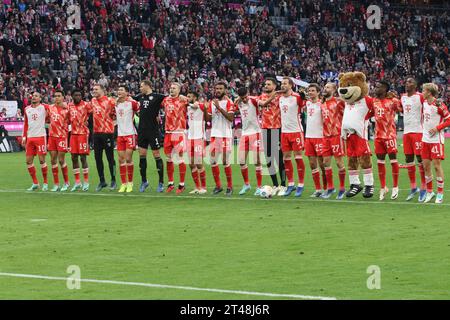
[260,185,273,199]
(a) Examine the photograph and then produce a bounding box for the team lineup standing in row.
[21,77,450,203]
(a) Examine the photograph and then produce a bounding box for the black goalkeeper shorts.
[137,131,161,150]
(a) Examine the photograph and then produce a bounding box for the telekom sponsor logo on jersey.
[279,93,303,133]
[24,104,47,138]
[305,100,323,138]
[237,97,261,136]
[116,99,139,136]
[401,93,424,134]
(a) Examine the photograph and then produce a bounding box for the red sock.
[199,168,206,189]
[224,165,233,189]
[425,175,433,192]
[61,164,69,184]
[406,162,417,189]
[82,168,89,183]
[127,163,134,183]
[325,166,334,190]
[191,168,201,189]
[167,160,174,184]
[312,168,321,191]
[256,166,262,188]
[52,165,60,185]
[321,168,328,190]
[179,161,186,185]
[295,156,305,186]
[119,164,127,184]
[240,165,249,185]
[27,164,38,184]
[437,177,444,194]
[338,168,346,190]
[391,159,399,188]
[377,160,386,189]
[211,164,221,188]
[418,163,426,190]
[74,168,81,184]
[41,163,48,184]
[284,158,294,186]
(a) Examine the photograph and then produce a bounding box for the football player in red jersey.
[68,89,93,192]
[91,84,117,191]
[320,83,346,199]
[22,91,49,191]
[372,81,402,200]
[47,90,70,192]
[258,78,286,195]
[161,82,189,194]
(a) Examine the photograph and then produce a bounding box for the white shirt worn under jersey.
[341,97,371,140]
[210,99,233,138]
[305,100,324,138]
[237,98,261,136]
[279,93,303,133]
[422,101,450,144]
[401,93,423,134]
[187,104,205,140]
[116,99,137,136]
[24,104,47,138]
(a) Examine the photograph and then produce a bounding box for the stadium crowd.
[0,0,449,110]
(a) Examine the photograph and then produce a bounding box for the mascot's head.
[338,72,369,104]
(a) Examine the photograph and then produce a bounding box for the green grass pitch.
[1,140,450,300]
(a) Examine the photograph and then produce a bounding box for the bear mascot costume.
[338,71,375,198]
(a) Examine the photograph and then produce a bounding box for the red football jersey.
[321,97,345,137]
[47,104,70,138]
[372,98,401,140]
[162,96,188,132]
[259,93,281,129]
[90,96,116,134]
[68,101,93,135]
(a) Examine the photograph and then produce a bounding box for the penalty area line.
[0,272,336,300]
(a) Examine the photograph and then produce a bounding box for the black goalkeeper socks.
[155,157,164,184]
[139,156,147,182]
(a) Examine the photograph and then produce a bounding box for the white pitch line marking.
[30,219,47,222]
[0,189,447,207]
[0,272,336,300]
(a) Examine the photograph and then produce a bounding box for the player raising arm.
[421,83,450,204]
[47,90,70,192]
[115,85,140,193]
[258,78,286,195]
[22,91,49,191]
[68,89,93,191]
[278,77,306,197]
